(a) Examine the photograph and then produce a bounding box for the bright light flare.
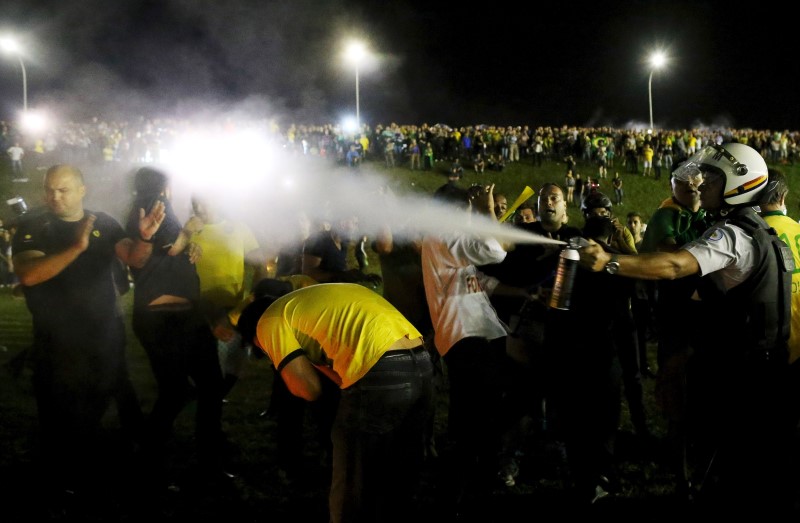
[341,116,359,135]
[20,109,47,134]
[160,125,279,203]
[649,51,667,70]
[282,177,296,191]
[342,39,378,73]
[344,40,366,64]
[154,123,295,227]
[0,36,20,54]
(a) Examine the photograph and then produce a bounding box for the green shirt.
[640,197,710,253]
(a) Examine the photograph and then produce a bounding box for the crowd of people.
[2,114,800,521]
[3,116,800,181]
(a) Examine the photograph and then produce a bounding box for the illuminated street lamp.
[647,51,667,131]
[345,40,368,130]
[1,36,28,112]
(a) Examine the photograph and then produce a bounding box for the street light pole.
[355,60,360,130]
[646,51,666,132]
[16,54,27,112]
[1,37,28,113]
[648,70,654,131]
[345,41,367,132]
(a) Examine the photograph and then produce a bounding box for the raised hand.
[75,213,97,252]
[184,215,204,235]
[186,242,203,264]
[139,200,166,241]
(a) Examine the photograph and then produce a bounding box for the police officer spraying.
[578,143,794,513]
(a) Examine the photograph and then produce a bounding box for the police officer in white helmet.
[579,142,794,512]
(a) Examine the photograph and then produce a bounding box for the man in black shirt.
[479,182,582,488]
[12,164,165,504]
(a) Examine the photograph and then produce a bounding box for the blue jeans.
[329,346,434,523]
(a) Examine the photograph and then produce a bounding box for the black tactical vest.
[696,207,793,362]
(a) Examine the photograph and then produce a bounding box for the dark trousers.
[443,336,507,505]
[615,317,648,436]
[545,321,622,498]
[687,347,793,511]
[31,317,140,491]
[133,305,223,469]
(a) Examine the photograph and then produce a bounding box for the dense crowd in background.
[4,116,797,293]
[2,117,799,177]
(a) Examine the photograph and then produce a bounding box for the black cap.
[252,278,293,299]
[237,296,278,344]
[134,167,169,199]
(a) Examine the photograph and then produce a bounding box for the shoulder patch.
[704,228,725,242]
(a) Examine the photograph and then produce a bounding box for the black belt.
[381,345,427,360]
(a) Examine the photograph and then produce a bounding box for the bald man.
[12,164,165,502]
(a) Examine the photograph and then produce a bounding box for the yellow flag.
[499,186,535,223]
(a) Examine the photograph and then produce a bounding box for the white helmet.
[672,142,768,206]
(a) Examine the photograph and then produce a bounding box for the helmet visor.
[671,144,749,182]
[670,164,704,187]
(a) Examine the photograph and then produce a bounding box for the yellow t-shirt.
[615,226,639,254]
[192,220,260,309]
[256,283,422,388]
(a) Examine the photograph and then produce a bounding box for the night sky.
[0,0,796,130]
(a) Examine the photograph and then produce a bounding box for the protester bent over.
[237,283,434,523]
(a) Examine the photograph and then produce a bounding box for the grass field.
[1,148,798,521]
[3,145,800,229]
[0,287,672,522]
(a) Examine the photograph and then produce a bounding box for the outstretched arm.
[578,238,700,280]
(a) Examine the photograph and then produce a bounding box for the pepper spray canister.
[549,245,580,310]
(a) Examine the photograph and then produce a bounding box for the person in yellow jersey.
[759,168,800,366]
[237,283,434,523]
[188,194,267,397]
[758,168,800,510]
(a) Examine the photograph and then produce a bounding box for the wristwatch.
[605,255,620,275]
